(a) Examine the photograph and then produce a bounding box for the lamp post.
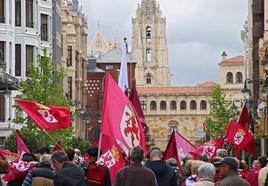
[262,77,268,156]
[242,78,268,155]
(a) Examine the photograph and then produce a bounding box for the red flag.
[237,104,250,129]
[163,131,196,163]
[3,160,30,182]
[226,120,254,154]
[15,99,71,131]
[0,149,18,162]
[244,140,257,155]
[97,135,125,183]
[190,137,225,159]
[129,87,148,134]
[101,73,147,154]
[16,130,30,157]
[53,141,63,152]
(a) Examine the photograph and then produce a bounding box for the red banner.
[15,100,71,131]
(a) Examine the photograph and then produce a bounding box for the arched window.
[160,101,167,110]
[236,72,243,83]
[150,101,157,110]
[226,72,233,84]
[146,48,152,62]
[146,73,152,84]
[170,101,177,110]
[146,26,152,42]
[190,100,197,110]
[200,100,207,110]
[180,101,187,110]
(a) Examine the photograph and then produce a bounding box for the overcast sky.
[80,0,248,86]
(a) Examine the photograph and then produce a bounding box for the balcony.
[0,122,11,130]
[26,21,34,28]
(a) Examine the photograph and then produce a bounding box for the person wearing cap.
[214,157,249,186]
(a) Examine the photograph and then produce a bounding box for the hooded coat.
[146,160,177,186]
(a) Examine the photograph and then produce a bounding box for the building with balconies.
[0,0,58,145]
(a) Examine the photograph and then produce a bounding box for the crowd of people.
[0,146,267,186]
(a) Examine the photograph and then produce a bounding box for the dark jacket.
[31,163,54,179]
[54,162,86,186]
[215,170,250,186]
[146,160,177,186]
[114,163,158,186]
[22,163,54,186]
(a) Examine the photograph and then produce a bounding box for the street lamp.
[242,77,268,156]
[242,79,251,100]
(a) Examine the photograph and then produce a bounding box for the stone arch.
[226,72,233,83]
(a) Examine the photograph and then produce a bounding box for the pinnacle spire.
[140,0,157,17]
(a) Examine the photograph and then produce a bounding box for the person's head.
[38,146,50,155]
[182,155,192,165]
[87,147,100,162]
[0,160,9,174]
[39,154,51,166]
[211,156,222,165]
[130,146,144,164]
[214,157,238,177]
[51,151,68,171]
[22,153,37,162]
[189,160,203,175]
[252,160,259,170]
[258,156,267,168]
[240,160,248,171]
[166,158,178,168]
[216,149,228,158]
[198,153,209,162]
[197,163,216,180]
[149,147,162,161]
[65,148,75,161]
[74,149,81,156]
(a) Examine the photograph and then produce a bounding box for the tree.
[205,86,234,138]
[5,49,89,152]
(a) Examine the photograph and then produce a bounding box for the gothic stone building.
[86,0,245,150]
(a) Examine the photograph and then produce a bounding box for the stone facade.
[61,0,88,138]
[132,0,170,87]
[137,82,218,150]
[218,52,245,102]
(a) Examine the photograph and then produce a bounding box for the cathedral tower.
[132,0,170,87]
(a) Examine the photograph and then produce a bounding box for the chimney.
[221,51,228,61]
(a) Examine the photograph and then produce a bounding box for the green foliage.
[67,137,91,154]
[5,49,88,152]
[205,86,234,138]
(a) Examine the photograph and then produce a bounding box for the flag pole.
[41,129,65,151]
[97,132,103,159]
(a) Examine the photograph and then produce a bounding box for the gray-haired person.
[22,154,54,186]
[192,163,215,186]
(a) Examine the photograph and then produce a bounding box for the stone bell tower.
[132,0,171,87]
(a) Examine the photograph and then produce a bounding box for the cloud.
[81,0,248,85]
